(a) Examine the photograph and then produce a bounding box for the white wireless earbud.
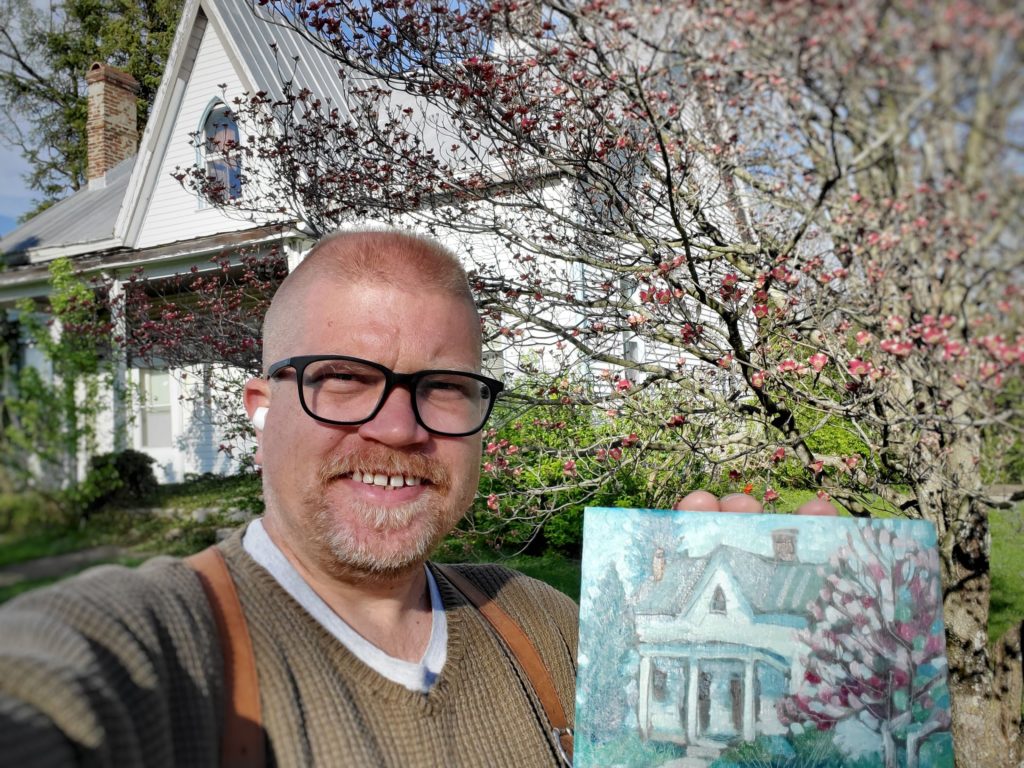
[252,406,268,431]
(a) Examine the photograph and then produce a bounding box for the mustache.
[316,447,451,490]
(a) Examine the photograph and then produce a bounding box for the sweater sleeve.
[0,557,224,767]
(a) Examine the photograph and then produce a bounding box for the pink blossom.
[750,370,765,388]
[809,353,829,372]
[486,494,499,511]
[771,447,786,463]
[608,447,623,461]
[880,338,913,357]
[764,487,779,503]
[562,460,577,476]
[615,378,633,392]
[855,331,873,346]
[885,315,906,332]
[847,359,871,376]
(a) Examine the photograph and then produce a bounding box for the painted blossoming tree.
[778,523,951,768]
[171,1,1022,762]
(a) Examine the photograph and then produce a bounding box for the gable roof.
[635,544,825,618]
[1,0,349,265]
[0,158,134,263]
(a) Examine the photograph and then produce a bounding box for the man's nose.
[356,384,430,446]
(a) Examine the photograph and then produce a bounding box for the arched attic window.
[198,100,241,202]
[711,585,727,614]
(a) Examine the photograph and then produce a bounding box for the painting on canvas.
[575,507,953,768]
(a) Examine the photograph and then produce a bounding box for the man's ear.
[244,378,270,465]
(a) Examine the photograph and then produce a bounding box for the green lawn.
[0,477,1020,646]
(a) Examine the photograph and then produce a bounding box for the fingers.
[673,490,722,511]
[673,491,840,516]
[720,493,763,513]
[794,497,840,516]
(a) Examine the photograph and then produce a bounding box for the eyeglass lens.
[300,358,493,434]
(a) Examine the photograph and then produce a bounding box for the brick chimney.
[85,62,140,188]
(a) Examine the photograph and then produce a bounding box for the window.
[711,585,727,614]
[140,369,172,448]
[201,102,241,201]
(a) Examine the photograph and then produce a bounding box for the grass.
[0,554,147,604]
[0,476,1020,646]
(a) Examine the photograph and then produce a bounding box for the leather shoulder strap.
[187,546,265,768]
[435,563,573,765]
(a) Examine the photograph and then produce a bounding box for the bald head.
[262,229,479,370]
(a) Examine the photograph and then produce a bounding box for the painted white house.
[633,528,825,751]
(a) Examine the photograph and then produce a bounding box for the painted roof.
[635,544,825,617]
[0,158,134,261]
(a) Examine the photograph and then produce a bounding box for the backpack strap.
[187,546,265,768]
[435,563,574,766]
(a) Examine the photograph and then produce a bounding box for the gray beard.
[303,447,458,582]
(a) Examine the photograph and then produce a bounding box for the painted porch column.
[637,655,651,737]
[686,657,699,743]
[743,660,756,741]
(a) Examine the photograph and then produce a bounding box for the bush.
[79,449,159,513]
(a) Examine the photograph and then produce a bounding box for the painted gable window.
[140,368,172,448]
[201,102,241,202]
[711,585,727,614]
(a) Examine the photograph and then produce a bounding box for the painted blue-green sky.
[580,507,938,589]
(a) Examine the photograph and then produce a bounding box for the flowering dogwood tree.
[778,522,951,768]
[171,1,1022,761]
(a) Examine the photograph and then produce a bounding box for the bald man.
[0,229,834,766]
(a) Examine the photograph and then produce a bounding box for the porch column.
[638,655,651,737]
[107,276,128,452]
[743,660,756,741]
[686,657,699,743]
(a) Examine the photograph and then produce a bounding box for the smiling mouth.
[347,470,426,489]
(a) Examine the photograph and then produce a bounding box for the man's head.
[245,229,490,584]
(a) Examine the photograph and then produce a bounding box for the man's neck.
[263,519,433,662]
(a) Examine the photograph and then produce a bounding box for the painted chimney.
[772,529,798,562]
[652,547,666,582]
[85,62,140,187]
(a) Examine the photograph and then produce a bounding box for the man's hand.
[673,490,839,516]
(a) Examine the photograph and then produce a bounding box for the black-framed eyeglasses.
[267,355,504,437]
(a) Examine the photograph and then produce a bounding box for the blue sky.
[0,143,35,236]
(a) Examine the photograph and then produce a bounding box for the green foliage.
[470,396,649,554]
[76,449,158,513]
[1,257,112,491]
[0,0,184,209]
[712,730,884,768]
[579,731,684,768]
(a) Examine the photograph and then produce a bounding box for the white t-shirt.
[242,518,447,692]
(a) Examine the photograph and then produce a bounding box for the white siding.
[135,22,260,250]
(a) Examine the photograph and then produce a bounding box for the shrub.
[79,449,159,513]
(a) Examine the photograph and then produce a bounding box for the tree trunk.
[947,620,1023,768]
[940,496,1023,767]
[919,426,1023,767]
[881,722,897,768]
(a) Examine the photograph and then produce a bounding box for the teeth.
[348,471,422,488]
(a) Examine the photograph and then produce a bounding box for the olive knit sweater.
[0,531,578,767]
